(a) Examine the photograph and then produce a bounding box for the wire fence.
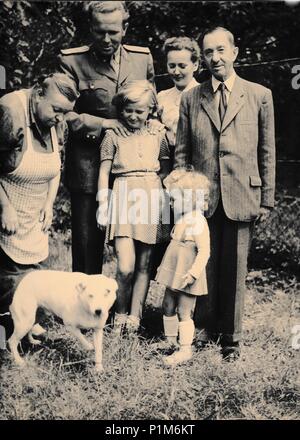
[155,56,300,79]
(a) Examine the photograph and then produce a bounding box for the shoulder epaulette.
[60,46,90,56]
[123,44,150,54]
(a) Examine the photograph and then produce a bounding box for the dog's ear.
[76,282,86,295]
[96,275,118,293]
[103,279,118,297]
[109,279,118,292]
[104,288,110,297]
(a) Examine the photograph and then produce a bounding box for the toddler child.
[155,168,210,366]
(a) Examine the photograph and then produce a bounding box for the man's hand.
[102,119,131,137]
[256,206,272,223]
[181,272,196,289]
[147,119,165,135]
[40,202,53,232]
[0,203,19,235]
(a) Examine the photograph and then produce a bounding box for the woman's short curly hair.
[112,80,158,117]
[37,73,80,102]
[162,36,201,63]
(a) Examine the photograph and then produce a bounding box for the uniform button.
[219,151,225,157]
[89,83,95,89]
[92,135,96,140]
[86,134,90,139]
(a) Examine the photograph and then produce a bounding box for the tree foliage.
[1,0,300,160]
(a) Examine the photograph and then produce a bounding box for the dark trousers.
[70,192,105,274]
[0,247,46,339]
[195,201,254,344]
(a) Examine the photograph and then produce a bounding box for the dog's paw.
[83,342,94,351]
[28,336,42,346]
[94,363,104,373]
[15,357,26,368]
[31,324,47,336]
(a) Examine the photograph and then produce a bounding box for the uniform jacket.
[58,44,155,193]
[174,75,276,222]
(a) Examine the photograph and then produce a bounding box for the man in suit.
[58,1,155,274]
[174,26,275,360]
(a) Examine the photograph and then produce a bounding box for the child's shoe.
[151,315,179,352]
[163,319,195,366]
[111,312,127,337]
[163,347,193,366]
[151,337,178,353]
[126,315,140,335]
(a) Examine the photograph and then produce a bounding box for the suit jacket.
[58,44,155,193]
[174,75,276,221]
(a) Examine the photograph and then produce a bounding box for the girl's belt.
[115,171,158,178]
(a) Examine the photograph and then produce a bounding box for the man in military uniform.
[58,1,156,274]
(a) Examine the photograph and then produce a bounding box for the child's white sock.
[163,314,179,344]
[163,319,194,366]
[127,314,140,333]
[178,319,195,349]
[113,312,127,335]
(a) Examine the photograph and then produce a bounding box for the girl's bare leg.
[114,237,136,314]
[177,292,196,322]
[161,288,179,346]
[129,242,154,320]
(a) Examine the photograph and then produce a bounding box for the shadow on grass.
[141,305,163,340]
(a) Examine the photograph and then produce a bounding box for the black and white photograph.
[0,0,299,424]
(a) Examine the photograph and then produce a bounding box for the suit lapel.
[200,81,221,133]
[118,46,131,86]
[221,76,245,131]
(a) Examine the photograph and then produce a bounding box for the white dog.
[8,270,117,372]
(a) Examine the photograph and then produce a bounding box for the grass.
[0,233,299,420]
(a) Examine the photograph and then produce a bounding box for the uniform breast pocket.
[77,79,113,114]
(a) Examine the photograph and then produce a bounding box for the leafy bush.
[249,189,300,274]
[1,1,300,159]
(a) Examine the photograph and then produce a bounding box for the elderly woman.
[0,73,78,342]
[158,36,200,166]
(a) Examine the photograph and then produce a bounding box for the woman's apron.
[0,89,61,264]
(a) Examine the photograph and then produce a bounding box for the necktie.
[218,82,227,123]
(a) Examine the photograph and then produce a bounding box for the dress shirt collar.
[91,44,121,65]
[212,70,237,93]
[112,45,121,64]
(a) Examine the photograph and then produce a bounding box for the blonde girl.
[97,80,170,335]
